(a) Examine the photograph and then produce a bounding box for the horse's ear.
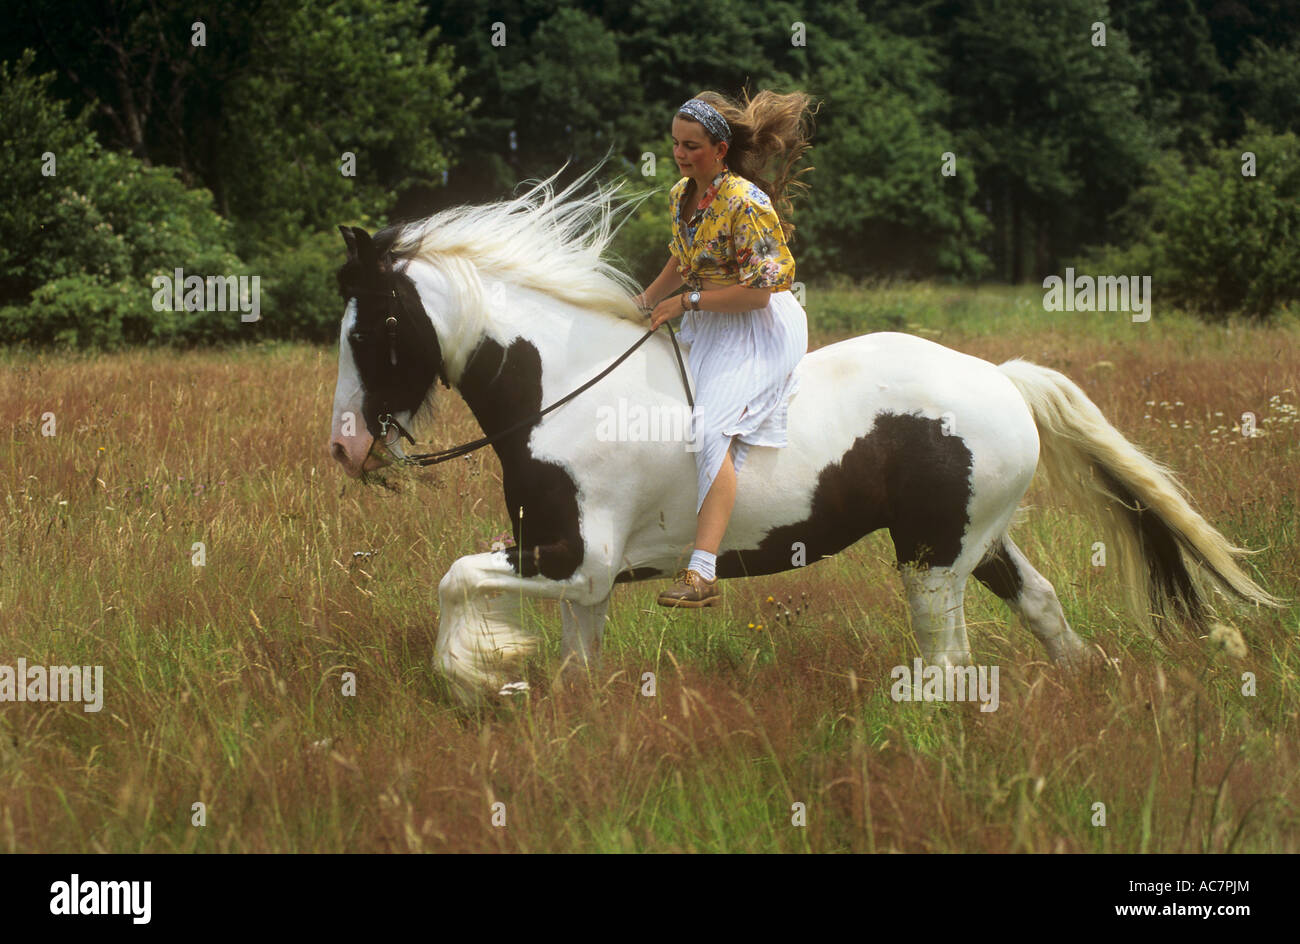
[339,225,359,262]
[342,226,378,267]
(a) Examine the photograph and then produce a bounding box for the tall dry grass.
[0,284,1296,852]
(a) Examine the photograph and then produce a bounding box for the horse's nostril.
[330,441,347,463]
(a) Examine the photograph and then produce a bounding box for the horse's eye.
[349,332,366,344]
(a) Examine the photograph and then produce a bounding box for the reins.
[352,284,695,469]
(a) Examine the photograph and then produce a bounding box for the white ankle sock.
[688,549,717,581]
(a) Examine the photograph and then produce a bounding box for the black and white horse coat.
[329,176,1279,703]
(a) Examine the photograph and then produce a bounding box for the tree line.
[2,0,1297,346]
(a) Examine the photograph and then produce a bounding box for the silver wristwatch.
[688,290,702,311]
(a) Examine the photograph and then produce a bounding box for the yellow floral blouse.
[668,169,796,291]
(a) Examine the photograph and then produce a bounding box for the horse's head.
[329,225,448,478]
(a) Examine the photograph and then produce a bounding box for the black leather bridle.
[349,282,695,469]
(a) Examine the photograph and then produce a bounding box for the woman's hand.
[648,296,682,331]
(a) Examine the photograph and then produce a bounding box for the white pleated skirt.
[677,289,808,515]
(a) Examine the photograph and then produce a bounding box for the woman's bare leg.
[657,442,735,606]
[694,445,737,554]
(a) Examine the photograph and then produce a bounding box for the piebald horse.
[328,169,1280,704]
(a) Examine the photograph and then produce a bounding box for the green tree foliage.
[1109,0,1227,159]
[784,6,989,280]
[0,50,126,301]
[1229,40,1300,136]
[2,0,218,169]
[5,0,1300,347]
[604,150,676,288]
[2,0,469,346]
[611,0,787,136]
[1083,124,1300,319]
[497,8,631,173]
[217,0,466,253]
[0,52,245,346]
[252,229,351,342]
[933,0,1162,282]
[1194,0,1300,72]
[5,0,467,254]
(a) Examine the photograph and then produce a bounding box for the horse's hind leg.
[897,563,971,666]
[972,536,1091,666]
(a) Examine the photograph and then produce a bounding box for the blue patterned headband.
[677,98,732,142]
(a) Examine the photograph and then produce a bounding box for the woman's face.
[672,116,726,177]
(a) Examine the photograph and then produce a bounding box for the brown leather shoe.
[656,569,720,608]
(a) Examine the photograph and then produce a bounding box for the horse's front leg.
[559,595,612,683]
[435,550,613,704]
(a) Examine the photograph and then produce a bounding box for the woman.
[634,90,815,607]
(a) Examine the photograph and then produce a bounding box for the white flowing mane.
[392,164,651,329]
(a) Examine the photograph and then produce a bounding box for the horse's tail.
[996,358,1285,636]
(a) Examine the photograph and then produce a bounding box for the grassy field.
[1,282,1297,853]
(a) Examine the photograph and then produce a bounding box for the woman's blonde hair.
[684,89,818,236]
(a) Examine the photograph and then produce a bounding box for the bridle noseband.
[347,280,695,470]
